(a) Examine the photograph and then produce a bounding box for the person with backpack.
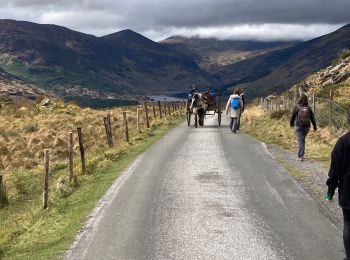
[225,88,244,133]
[290,94,317,161]
[325,109,350,260]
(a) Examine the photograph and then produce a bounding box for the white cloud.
[149,23,344,42]
[0,0,349,41]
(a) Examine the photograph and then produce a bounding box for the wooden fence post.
[152,103,156,119]
[172,102,175,112]
[103,116,113,148]
[329,90,334,128]
[68,131,76,182]
[144,102,150,128]
[43,149,49,210]
[77,127,86,175]
[164,102,167,117]
[136,107,141,133]
[123,111,129,142]
[0,174,8,208]
[168,102,171,115]
[107,112,113,143]
[158,101,162,119]
[312,94,316,119]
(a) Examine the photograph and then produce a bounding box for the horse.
[190,92,208,128]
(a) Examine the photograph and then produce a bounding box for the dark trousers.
[237,113,241,130]
[294,126,310,158]
[344,209,350,259]
[230,118,238,132]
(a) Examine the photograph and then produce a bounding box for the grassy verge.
[241,106,339,166]
[0,115,184,259]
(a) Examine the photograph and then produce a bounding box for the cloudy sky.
[1,0,349,41]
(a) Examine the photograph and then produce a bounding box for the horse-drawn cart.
[186,91,222,127]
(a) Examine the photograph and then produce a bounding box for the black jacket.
[289,105,317,129]
[326,131,350,209]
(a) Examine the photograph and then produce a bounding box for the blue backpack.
[231,98,240,110]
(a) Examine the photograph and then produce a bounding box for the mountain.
[219,24,350,97]
[162,25,350,98]
[0,19,215,101]
[1,19,350,103]
[161,36,298,73]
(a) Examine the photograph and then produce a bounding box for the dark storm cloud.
[152,0,350,26]
[0,0,349,40]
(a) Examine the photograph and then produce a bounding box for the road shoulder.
[265,143,342,229]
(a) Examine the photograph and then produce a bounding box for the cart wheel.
[218,111,221,126]
[187,111,191,126]
[217,97,222,126]
[186,100,191,126]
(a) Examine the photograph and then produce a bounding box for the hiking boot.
[296,157,304,161]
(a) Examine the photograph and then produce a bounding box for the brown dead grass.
[0,100,183,183]
[242,106,341,164]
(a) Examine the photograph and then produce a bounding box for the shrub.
[23,123,38,133]
[270,110,290,120]
[332,49,350,66]
[340,49,350,60]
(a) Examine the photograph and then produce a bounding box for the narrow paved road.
[66,115,344,260]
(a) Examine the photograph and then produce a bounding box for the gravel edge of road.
[264,143,342,230]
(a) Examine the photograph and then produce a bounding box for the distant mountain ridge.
[1,19,350,103]
[0,19,215,102]
[161,36,298,72]
[161,25,350,98]
[214,24,350,96]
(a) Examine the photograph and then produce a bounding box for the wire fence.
[258,92,348,134]
[0,101,186,209]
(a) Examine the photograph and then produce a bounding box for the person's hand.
[325,193,333,200]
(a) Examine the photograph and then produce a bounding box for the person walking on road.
[290,94,317,161]
[225,88,244,133]
[237,89,246,130]
[325,109,350,260]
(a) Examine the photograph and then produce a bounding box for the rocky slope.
[0,67,44,102]
[301,50,350,107]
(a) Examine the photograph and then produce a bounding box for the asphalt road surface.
[66,115,344,260]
